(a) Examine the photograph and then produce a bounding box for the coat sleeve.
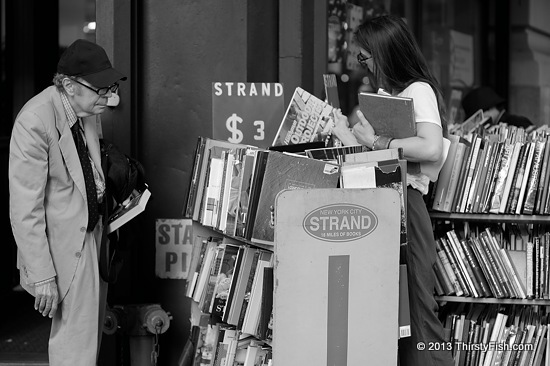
[9,109,57,284]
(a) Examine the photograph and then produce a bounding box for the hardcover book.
[357,91,416,140]
[209,244,241,317]
[432,134,460,212]
[186,236,210,298]
[188,138,249,222]
[107,187,151,233]
[514,141,536,214]
[534,139,550,214]
[498,142,523,213]
[442,137,470,212]
[272,87,336,147]
[435,239,463,296]
[249,151,340,245]
[223,247,258,325]
[522,140,545,214]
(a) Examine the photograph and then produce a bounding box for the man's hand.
[34,280,59,318]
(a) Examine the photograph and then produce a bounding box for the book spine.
[499,142,523,213]
[515,141,536,214]
[237,250,261,329]
[200,247,225,313]
[459,137,482,213]
[434,274,445,296]
[522,140,544,214]
[509,327,527,366]
[535,237,540,299]
[432,135,459,211]
[443,141,468,212]
[470,237,505,298]
[436,239,463,296]
[185,137,205,218]
[479,142,503,213]
[544,233,549,299]
[540,140,550,214]
[489,142,513,213]
[447,230,480,297]
[500,325,518,366]
[453,141,474,212]
[466,139,489,213]
[479,232,513,298]
[461,238,493,297]
[534,139,550,214]
[434,252,455,295]
[439,236,470,296]
[507,143,530,213]
[526,241,534,299]
[500,248,527,299]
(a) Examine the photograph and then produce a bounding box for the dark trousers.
[398,187,454,366]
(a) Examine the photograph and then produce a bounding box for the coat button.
[80,227,86,232]
[75,252,81,258]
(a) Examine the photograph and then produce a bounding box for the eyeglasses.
[72,79,119,96]
[357,51,372,67]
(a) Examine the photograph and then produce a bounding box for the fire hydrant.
[104,304,171,366]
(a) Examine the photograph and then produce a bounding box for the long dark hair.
[355,15,448,135]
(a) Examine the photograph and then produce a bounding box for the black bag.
[99,139,146,283]
[100,139,146,205]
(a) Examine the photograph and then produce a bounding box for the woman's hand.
[351,110,376,148]
[332,109,358,146]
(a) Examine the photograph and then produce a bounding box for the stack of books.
[431,125,550,215]
[440,303,549,366]
[430,226,550,300]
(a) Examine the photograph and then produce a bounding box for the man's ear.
[62,78,76,96]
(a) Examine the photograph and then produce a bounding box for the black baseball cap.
[57,39,127,87]
[462,86,506,119]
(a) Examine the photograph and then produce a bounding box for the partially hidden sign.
[155,219,193,279]
[212,82,284,148]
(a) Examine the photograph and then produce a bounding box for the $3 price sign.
[225,113,265,144]
[212,82,285,148]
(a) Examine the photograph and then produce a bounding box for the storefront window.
[420,0,484,124]
[327,0,406,116]
[327,0,490,125]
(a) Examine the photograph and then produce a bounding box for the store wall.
[510,0,550,125]
[96,1,279,365]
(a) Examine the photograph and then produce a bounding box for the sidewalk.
[0,288,49,365]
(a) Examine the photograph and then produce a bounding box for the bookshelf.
[435,295,550,305]
[430,211,550,304]
[430,212,550,224]
[430,211,550,365]
[186,188,403,366]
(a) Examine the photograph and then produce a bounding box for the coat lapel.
[82,115,105,182]
[51,88,87,200]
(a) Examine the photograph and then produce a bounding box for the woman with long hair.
[333,15,453,366]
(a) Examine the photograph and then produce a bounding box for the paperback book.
[272,87,337,147]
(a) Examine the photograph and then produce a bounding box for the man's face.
[65,78,112,117]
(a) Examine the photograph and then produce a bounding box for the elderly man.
[9,39,126,365]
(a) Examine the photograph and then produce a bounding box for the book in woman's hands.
[358,91,422,174]
[357,91,416,139]
[107,187,151,233]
